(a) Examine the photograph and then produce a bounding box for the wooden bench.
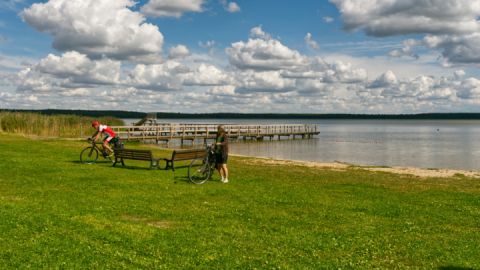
[113,148,161,169]
[164,149,206,171]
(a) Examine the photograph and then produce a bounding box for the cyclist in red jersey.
[91,120,117,156]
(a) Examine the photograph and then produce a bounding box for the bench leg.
[165,160,171,170]
[112,157,118,167]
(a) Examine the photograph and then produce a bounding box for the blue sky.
[1,0,480,113]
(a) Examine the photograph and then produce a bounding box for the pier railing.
[110,124,319,144]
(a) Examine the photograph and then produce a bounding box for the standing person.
[215,125,229,183]
[91,120,118,157]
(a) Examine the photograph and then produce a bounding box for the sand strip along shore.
[232,154,480,179]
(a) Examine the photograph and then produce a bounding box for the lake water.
[123,119,480,170]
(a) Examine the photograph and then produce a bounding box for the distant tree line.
[0,109,146,119]
[2,109,480,120]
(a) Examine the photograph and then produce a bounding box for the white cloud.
[458,78,480,99]
[127,61,187,91]
[207,85,236,96]
[323,16,334,23]
[36,51,121,84]
[141,0,204,18]
[8,20,480,113]
[16,51,121,93]
[331,0,480,65]
[168,45,190,59]
[235,71,296,93]
[305,33,319,50]
[60,88,91,97]
[0,53,36,71]
[226,2,240,13]
[249,26,271,40]
[226,26,308,70]
[331,0,480,37]
[369,70,398,88]
[219,0,240,13]
[181,64,231,86]
[388,39,420,59]
[199,40,216,55]
[22,0,164,63]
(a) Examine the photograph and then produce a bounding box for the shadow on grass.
[70,160,116,165]
[172,175,191,184]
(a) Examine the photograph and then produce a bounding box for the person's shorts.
[215,152,228,165]
[103,135,114,143]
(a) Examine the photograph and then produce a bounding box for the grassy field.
[0,134,479,269]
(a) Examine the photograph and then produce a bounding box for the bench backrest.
[172,149,206,161]
[115,148,153,161]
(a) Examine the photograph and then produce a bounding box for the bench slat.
[164,148,207,171]
[113,148,158,167]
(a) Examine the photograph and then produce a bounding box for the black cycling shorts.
[215,152,228,165]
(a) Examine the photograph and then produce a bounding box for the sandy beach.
[234,154,480,178]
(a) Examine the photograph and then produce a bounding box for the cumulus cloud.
[331,0,480,37]
[9,19,480,113]
[369,70,398,88]
[36,51,121,85]
[0,91,41,108]
[127,61,187,91]
[388,39,420,59]
[207,85,236,96]
[181,64,231,86]
[219,0,240,13]
[16,51,121,93]
[22,0,164,63]
[305,33,319,50]
[249,26,271,40]
[457,78,480,99]
[226,2,240,13]
[235,70,296,93]
[168,45,190,59]
[127,59,231,90]
[141,0,204,18]
[226,26,308,70]
[422,33,480,64]
[331,0,480,65]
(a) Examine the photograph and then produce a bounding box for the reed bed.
[0,112,123,138]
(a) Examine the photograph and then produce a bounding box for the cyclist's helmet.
[91,120,100,127]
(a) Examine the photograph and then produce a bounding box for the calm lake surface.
[123,119,480,170]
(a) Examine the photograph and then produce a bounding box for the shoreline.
[231,154,480,178]
[119,140,480,179]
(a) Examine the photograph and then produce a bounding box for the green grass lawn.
[1,134,479,269]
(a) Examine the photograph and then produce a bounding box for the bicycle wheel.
[188,157,211,184]
[80,147,99,164]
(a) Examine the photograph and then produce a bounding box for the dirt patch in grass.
[0,196,24,202]
[121,214,174,229]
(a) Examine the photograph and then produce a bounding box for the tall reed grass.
[0,112,124,138]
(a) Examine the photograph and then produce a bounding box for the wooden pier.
[110,123,319,145]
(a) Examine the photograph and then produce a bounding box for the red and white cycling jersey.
[98,124,116,138]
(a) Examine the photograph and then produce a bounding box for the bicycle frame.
[188,145,216,184]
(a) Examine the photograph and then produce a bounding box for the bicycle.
[80,138,122,164]
[188,145,216,184]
